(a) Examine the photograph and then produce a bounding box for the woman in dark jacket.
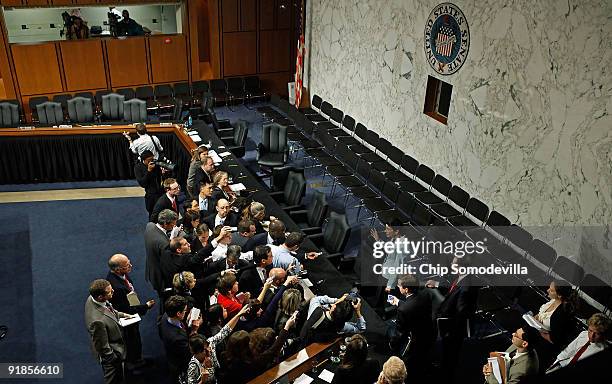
[331,334,380,384]
[534,280,579,366]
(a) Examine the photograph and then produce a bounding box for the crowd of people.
[83,125,610,384]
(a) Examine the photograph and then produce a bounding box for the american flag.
[436,25,456,57]
[295,34,305,107]
[294,0,305,107]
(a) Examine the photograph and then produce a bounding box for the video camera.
[107,11,121,37]
[152,157,175,172]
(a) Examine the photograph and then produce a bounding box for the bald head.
[216,198,230,218]
[108,253,131,275]
[269,268,287,286]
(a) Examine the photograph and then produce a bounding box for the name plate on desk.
[159,123,174,126]
[18,126,34,130]
[58,125,73,128]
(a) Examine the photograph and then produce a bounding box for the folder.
[126,291,141,306]
[488,352,509,384]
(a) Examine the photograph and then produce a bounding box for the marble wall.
[306,0,611,281]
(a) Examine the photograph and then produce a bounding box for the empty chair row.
[30,96,150,125]
[274,93,607,311]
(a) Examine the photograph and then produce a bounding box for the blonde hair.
[172,271,195,290]
[249,201,265,217]
[212,171,228,187]
[279,288,302,316]
[379,356,406,384]
[588,313,611,333]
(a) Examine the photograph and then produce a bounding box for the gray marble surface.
[305,0,611,283]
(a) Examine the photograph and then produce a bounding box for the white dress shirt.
[130,134,163,159]
[554,330,609,367]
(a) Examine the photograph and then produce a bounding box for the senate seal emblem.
[424,3,470,75]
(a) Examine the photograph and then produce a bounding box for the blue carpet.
[0,197,168,384]
[0,180,139,193]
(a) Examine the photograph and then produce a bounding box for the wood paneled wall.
[217,0,296,96]
[10,35,189,97]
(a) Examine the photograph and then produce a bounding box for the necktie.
[105,302,118,320]
[171,198,177,212]
[201,198,208,211]
[449,277,459,293]
[123,275,134,292]
[569,341,590,364]
[217,216,225,226]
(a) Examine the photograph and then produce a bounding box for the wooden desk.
[248,339,339,384]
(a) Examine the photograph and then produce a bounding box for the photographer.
[124,123,164,160]
[299,293,365,347]
[134,150,168,217]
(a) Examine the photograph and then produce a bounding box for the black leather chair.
[116,88,135,100]
[257,123,289,170]
[36,101,64,125]
[154,84,175,117]
[220,119,248,158]
[269,169,306,211]
[28,96,49,123]
[210,79,228,106]
[101,93,125,121]
[67,96,94,123]
[135,86,157,112]
[226,77,246,108]
[308,211,352,271]
[244,76,267,105]
[123,99,147,123]
[289,190,328,235]
[0,100,20,127]
[52,94,71,119]
[173,82,192,108]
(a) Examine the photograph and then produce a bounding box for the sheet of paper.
[208,150,223,164]
[119,314,141,327]
[229,183,246,192]
[301,278,313,287]
[189,134,202,142]
[293,373,314,384]
[218,151,232,157]
[488,357,502,384]
[188,307,200,327]
[522,313,549,331]
[318,369,334,383]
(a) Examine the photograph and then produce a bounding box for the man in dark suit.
[158,295,202,383]
[197,181,215,219]
[429,256,479,379]
[144,209,178,297]
[191,155,215,198]
[242,219,286,252]
[150,178,181,223]
[84,279,132,384]
[201,245,249,294]
[106,254,155,369]
[231,219,257,247]
[389,275,434,382]
[134,150,166,217]
[160,236,208,289]
[202,198,239,229]
[239,245,273,296]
